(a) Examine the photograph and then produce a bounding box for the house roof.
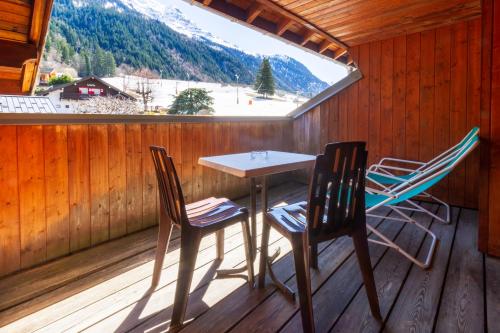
[39,67,55,74]
[0,0,54,95]
[38,76,137,101]
[0,95,57,113]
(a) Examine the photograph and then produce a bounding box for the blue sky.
[163,0,347,85]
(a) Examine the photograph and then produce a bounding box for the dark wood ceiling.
[193,0,481,66]
[0,0,53,95]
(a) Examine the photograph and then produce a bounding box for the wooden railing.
[0,115,292,277]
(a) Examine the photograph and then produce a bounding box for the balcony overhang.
[0,0,54,95]
[190,0,481,69]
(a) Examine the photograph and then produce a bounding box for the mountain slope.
[49,0,329,94]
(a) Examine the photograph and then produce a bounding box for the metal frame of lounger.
[366,127,479,225]
[364,136,479,269]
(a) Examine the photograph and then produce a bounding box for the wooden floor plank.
[0,183,487,333]
[229,208,392,333]
[0,183,304,332]
[122,187,310,333]
[383,207,460,332]
[41,184,305,333]
[434,208,484,332]
[83,229,290,333]
[276,209,403,333]
[0,227,163,314]
[7,220,243,333]
[486,255,500,333]
[330,204,438,332]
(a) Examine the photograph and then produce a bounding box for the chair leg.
[170,229,202,329]
[258,217,271,288]
[352,223,381,320]
[216,229,224,260]
[292,233,315,333]
[310,242,318,269]
[151,212,173,288]
[241,219,255,287]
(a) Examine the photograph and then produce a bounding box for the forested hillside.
[45,0,329,95]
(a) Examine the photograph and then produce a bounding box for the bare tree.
[75,96,141,114]
[134,68,158,112]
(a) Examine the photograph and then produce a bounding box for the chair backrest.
[307,142,368,239]
[420,127,479,172]
[150,146,187,227]
[389,134,479,204]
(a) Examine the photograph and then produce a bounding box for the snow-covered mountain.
[119,0,240,49]
[59,0,329,94]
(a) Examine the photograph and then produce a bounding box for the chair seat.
[266,202,309,234]
[186,197,247,228]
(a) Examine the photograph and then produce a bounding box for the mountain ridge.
[48,0,329,95]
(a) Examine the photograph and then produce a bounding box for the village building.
[38,66,56,85]
[37,76,136,112]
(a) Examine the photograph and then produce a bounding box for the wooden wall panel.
[17,126,46,269]
[125,124,143,233]
[449,22,469,207]
[465,19,481,208]
[141,124,157,228]
[43,126,69,260]
[0,126,20,276]
[0,119,292,276]
[483,0,500,256]
[434,26,452,202]
[68,125,91,252]
[405,33,421,162]
[89,125,110,245]
[108,124,127,239]
[293,19,482,209]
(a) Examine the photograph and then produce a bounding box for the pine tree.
[169,88,214,115]
[61,44,70,64]
[45,35,52,53]
[254,58,275,98]
[92,47,105,76]
[103,52,116,77]
[84,53,92,76]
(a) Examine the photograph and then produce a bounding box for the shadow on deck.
[0,182,498,333]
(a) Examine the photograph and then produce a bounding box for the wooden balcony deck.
[0,182,498,333]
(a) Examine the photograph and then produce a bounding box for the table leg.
[261,176,294,300]
[250,177,257,258]
[216,177,258,277]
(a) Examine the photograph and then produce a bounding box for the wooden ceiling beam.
[29,0,46,45]
[253,0,348,50]
[0,66,22,81]
[318,39,332,53]
[0,41,37,68]
[21,60,36,93]
[333,48,348,60]
[192,0,349,64]
[202,0,213,6]
[276,18,293,36]
[246,3,263,24]
[300,30,315,46]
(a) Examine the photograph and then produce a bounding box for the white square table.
[199,150,316,283]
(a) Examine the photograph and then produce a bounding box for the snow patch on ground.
[104,77,309,116]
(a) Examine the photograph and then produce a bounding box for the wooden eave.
[191,0,352,67]
[190,0,481,68]
[0,0,54,95]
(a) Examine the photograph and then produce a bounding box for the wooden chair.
[149,146,254,329]
[258,142,381,332]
